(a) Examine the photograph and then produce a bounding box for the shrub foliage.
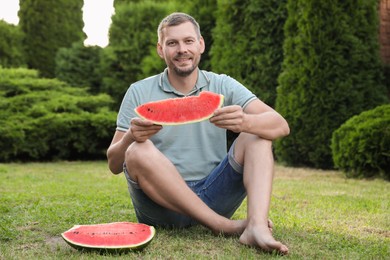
[0,21,26,68]
[55,42,103,94]
[275,0,389,169]
[331,105,390,179]
[0,68,116,162]
[18,0,85,78]
[101,1,174,109]
[211,0,287,107]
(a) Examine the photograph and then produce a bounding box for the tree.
[274,0,389,169]
[55,42,103,94]
[211,0,288,107]
[101,1,175,108]
[18,0,85,78]
[0,20,26,68]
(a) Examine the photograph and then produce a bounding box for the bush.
[0,67,38,79]
[101,1,173,109]
[0,68,116,162]
[55,42,103,94]
[331,104,390,180]
[18,0,85,77]
[211,0,287,107]
[0,20,26,68]
[275,0,388,169]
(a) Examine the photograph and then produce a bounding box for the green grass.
[0,161,389,259]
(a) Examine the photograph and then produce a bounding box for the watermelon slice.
[61,222,155,252]
[134,91,224,125]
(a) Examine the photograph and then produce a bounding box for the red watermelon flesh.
[134,91,224,125]
[61,222,155,251]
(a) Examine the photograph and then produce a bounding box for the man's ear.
[200,36,205,54]
[157,43,164,59]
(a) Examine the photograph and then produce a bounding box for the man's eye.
[167,42,176,46]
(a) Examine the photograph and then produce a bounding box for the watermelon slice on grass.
[61,222,155,253]
[135,91,224,125]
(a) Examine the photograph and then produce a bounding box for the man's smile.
[175,55,192,63]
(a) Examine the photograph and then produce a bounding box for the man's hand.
[129,118,162,142]
[209,105,246,133]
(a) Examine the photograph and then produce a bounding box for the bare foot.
[211,219,247,235]
[239,220,288,255]
[212,218,273,236]
[268,219,273,233]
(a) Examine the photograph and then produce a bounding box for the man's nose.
[177,42,187,53]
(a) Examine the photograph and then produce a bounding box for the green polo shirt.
[117,68,256,181]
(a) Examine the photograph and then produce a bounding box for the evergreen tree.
[18,0,85,78]
[55,42,103,94]
[275,0,389,169]
[101,1,175,108]
[211,0,288,107]
[0,20,26,68]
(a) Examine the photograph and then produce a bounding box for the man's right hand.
[129,118,163,143]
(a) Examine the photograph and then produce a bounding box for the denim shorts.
[123,142,247,228]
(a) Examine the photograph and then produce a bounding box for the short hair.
[157,12,201,44]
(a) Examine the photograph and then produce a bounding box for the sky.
[0,0,115,47]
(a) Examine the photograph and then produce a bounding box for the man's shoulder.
[132,73,161,88]
[200,70,237,84]
[201,70,227,79]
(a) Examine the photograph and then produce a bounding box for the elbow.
[271,111,290,138]
[282,121,290,137]
[107,160,123,175]
[106,150,123,175]
[275,118,290,139]
[111,169,123,175]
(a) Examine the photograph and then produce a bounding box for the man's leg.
[233,133,289,254]
[124,139,245,234]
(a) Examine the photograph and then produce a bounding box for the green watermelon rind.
[134,91,224,125]
[61,222,156,253]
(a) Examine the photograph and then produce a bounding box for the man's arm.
[106,118,163,174]
[210,98,289,140]
[107,130,133,174]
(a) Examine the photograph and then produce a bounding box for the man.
[107,12,290,254]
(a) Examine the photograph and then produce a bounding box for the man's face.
[157,22,205,77]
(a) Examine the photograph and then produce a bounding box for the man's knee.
[234,134,273,163]
[237,133,272,149]
[125,140,155,166]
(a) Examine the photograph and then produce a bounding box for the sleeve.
[116,86,139,132]
[220,75,257,109]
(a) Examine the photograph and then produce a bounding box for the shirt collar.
[158,68,210,96]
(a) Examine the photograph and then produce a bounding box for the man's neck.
[167,69,198,95]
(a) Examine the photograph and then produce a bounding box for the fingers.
[130,118,162,142]
[212,105,242,119]
[131,118,157,126]
[210,106,244,132]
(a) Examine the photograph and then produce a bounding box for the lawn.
[0,161,389,259]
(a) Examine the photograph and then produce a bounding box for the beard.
[173,64,197,77]
[171,54,200,77]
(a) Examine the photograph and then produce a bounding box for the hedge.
[211,0,287,107]
[274,0,388,169]
[101,1,173,109]
[18,0,85,78]
[331,104,390,180]
[0,21,26,68]
[0,68,116,162]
